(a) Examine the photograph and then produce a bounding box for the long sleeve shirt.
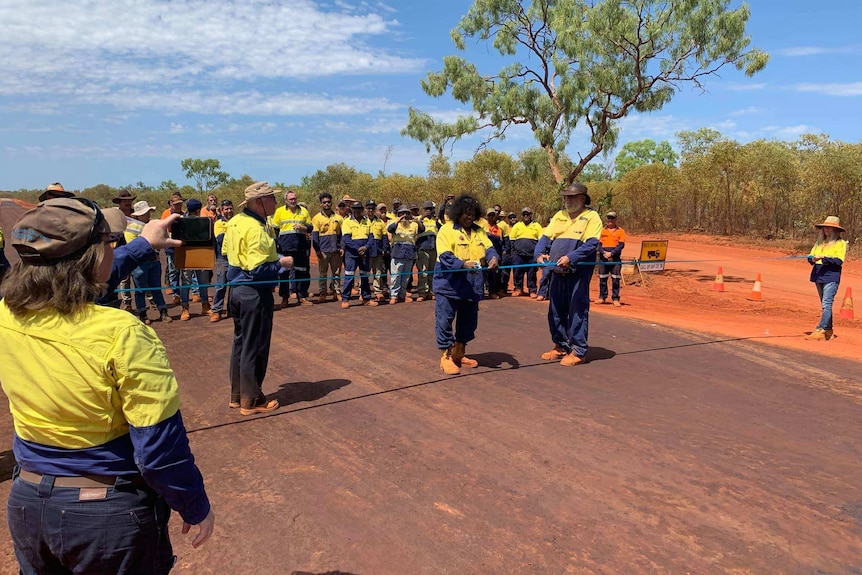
[222,209,283,290]
[808,239,847,283]
[311,211,342,254]
[0,302,210,525]
[534,209,603,278]
[432,222,499,301]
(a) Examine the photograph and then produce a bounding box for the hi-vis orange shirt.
[600,226,626,249]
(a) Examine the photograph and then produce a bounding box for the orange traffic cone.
[712,267,726,292]
[747,273,763,301]
[839,287,854,320]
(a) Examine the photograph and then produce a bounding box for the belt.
[19,470,133,488]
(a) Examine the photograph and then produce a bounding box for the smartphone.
[171,217,213,244]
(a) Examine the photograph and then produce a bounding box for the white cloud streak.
[794,82,862,97]
[775,46,857,57]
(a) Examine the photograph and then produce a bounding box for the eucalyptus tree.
[403,0,767,186]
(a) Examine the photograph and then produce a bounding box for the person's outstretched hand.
[142,214,183,250]
[182,509,215,549]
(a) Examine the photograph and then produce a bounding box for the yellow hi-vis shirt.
[222,210,279,271]
[436,222,493,265]
[272,205,312,234]
[124,217,146,244]
[341,215,372,240]
[0,302,180,449]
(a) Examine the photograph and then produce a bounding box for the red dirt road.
[0,233,860,574]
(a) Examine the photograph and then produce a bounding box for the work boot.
[415,295,426,302]
[201,302,211,315]
[560,353,585,366]
[536,295,546,302]
[172,294,181,305]
[389,298,397,305]
[209,312,221,323]
[529,292,538,299]
[138,311,151,325]
[362,299,379,307]
[512,290,522,297]
[451,342,478,368]
[240,399,280,416]
[541,345,567,360]
[180,306,191,321]
[825,328,835,340]
[280,297,290,308]
[191,294,202,303]
[159,309,172,323]
[440,347,460,375]
[804,329,826,341]
[317,293,328,304]
[612,300,621,307]
[341,301,350,309]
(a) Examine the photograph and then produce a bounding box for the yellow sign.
[638,240,668,272]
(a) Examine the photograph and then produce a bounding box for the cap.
[397,205,411,214]
[376,203,388,211]
[366,199,377,207]
[220,199,233,206]
[170,193,185,205]
[409,203,419,210]
[131,200,156,216]
[392,197,402,204]
[508,212,517,218]
[486,208,497,216]
[521,207,532,214]
[422,201,435,209]
[351,201,364,209]
[38,182,75,202]
[606,211,617,219]
[112,189,137,204]
[239,181,275,206]
[186,198,203,212]
[11,198,126,265]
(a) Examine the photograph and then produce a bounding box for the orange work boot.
[804,329,826,341]
[341,301,350,309]
[209,312,221,323]
[541,345,567,360]
[560,353,585,366]
[201,302,211,315]
[511,290,522,297]
[363,299,379,307]
[240,399,280,416]
[440,347,461,375]
[452,342,478,368]
[180,306,191,321]
[389,298,397,305]
[317,293,327,304]
[612,300,621,307]
[536,295,546,302]
[529,292,538,299]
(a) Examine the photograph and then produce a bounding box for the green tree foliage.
[181,158,230,195]
[614,139,678,179]
[402,0,767,185]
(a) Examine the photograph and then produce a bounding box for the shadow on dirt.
[470,351,521,369]
[292,572,360,575]
[272,379,351,408]
[660,268,747,284]
[617,334,800,357]
[585,346,616,362]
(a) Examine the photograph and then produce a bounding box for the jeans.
[815,281,839,330]
[8,469,174,575]
[416,249,436,296]
[390,257,414,300]
[512,253,538,293]
[131,260,167,313]
[212,258,229,313]
[369,255,386,296]
[179,269,210,305]
[164,252,180,296]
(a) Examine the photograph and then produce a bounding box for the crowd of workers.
[0,177,848,574]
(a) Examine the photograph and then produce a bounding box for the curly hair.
[446,195,483,225]
[1,242,107,317]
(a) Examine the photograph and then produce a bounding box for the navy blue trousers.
[8,469,174,575]
[547,273,591,357]
[434,295,479,349]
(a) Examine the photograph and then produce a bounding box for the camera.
[170,217,213,246]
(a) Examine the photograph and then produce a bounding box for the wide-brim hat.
[815,216,845,232]
[38,182,75,202]
[561,183,591,205]
[239,181,275,206]
[112,189,137,204]
[12,198,126,265]
[422,201,435,209]
[131,200,156,216]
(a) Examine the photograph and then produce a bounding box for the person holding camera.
[222,182,294,415]
[387,205,425,304]
[1,198,214,574]
[174,199,212,321]
[433,195,499,375]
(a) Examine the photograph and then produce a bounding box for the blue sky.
[0,0,859,191]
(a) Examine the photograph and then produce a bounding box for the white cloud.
[761,124,820,139]
[617,114,692,139]
[726,83,767,91]
[729,106,762,116]
[775,46,856,57]
[168,122,185,133]
[794,82,862,97]
[0,0,425,114]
